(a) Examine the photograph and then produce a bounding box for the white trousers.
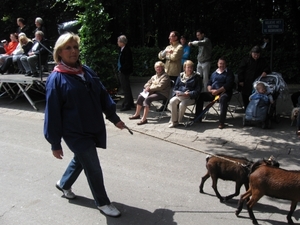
[168,96,195,123]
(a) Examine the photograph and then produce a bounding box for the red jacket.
[4,41,18,55]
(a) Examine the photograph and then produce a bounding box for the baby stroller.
[243,72,287,129]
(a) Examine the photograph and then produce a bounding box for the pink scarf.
[53,61,83,75]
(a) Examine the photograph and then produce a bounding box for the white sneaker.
[56,180,76,199]
[98,204,121,217]
[168,122,178,128]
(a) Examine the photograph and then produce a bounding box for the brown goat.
[200,155,280,202]
[199,154,253,202]
[236,164,299,224]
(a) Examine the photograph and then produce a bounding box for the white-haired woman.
[129,61,171,125]
[168,60,202,128]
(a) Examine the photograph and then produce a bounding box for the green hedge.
[98,44,299,91]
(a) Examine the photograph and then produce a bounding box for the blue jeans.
[59,144,110,207]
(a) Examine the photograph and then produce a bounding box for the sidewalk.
[0,76,299,160]
[115,76,300,160]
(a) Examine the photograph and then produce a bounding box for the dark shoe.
[25,72,32,77]
[218,123,225,129]
[31,72,39,77]
[120,107,131,111]
[0,69,3,75]
[129,115,140,120]
[137,119,148,125]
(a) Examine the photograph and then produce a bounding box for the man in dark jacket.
[195,57,234,129]
[20,30,49,77]
[117,35,134,111]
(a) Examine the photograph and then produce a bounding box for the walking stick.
[185,95,220,127]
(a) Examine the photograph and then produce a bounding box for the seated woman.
[0,33,19,66]
[168,60,201,128]
[129,61,171,125]
[16,35,33,73]
[0,35,33,74]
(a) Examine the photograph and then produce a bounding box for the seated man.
[194,56,234,129]
[20,30,49,77]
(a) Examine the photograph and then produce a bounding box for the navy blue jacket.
[208,68,234,96]
[44,65,120,152]
[173,72,202,99]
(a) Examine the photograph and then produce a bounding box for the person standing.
[33,17,47,38]
[180,35,190,66]
[195,57,234,129]
[158,31,183,82]
[188,29,212,91]
[44,32,126,218]
[16,18,31,37]
[117,35,134,111]
[237,45,270,109]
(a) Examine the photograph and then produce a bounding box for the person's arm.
[120,46,133,74]
[4,42,18,55]
[44,73,64,151]
[260,58,271,77]
[144,76,153,91]
[166,44,183,62]
[158,46,168,60]
[149,74,170,92]
[223,70,234,92]
[189,38,210,47]
[188,75,202,99]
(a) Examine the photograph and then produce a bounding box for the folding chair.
[150,80,174,120]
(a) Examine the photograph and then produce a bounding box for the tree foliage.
[0,0,299,82]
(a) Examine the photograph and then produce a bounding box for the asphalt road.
[1,110,300,225]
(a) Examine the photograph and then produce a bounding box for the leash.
[125,126,248,167]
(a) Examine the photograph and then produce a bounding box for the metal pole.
[270,34,274,72]
[39,53,42,81]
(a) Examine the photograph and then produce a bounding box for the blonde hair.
[183,60,194,70]
[53,32,80,64]
[19,36,31,45]
[154,61,165,69]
